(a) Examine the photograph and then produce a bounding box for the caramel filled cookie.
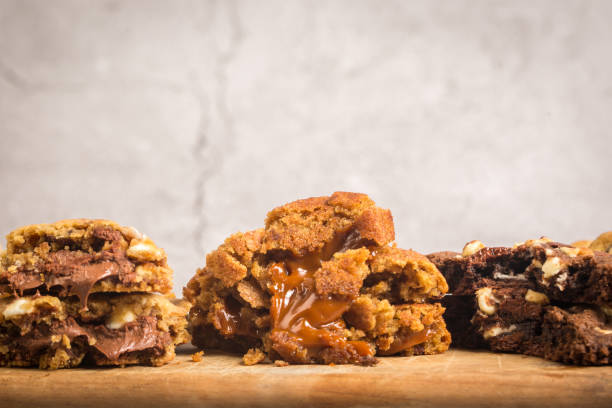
[184,192,450,365]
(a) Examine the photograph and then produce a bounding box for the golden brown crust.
[205,229,264,287]
[262,192,394,256]
[368,246,449,302]
[315,249,370,298]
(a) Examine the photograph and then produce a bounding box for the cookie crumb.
[243,348,265,366]
[191,351,204,362]
[274,360,289,367]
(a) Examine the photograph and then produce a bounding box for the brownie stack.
[428,238,612,365]
[0,219,189,369]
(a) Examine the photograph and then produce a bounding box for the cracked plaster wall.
[0,0,611,293]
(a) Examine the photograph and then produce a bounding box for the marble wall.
[1,0,611,292]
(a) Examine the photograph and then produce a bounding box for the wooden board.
[0,347,610,408]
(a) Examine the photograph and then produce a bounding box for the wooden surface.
[0,347,610,408]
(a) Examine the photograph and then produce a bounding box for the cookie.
[184,192,450,365]
[0,293,190,369]
[590,231,612,254]
[571,240,592,249]
[1,219,173,307]
[442,285,611,365]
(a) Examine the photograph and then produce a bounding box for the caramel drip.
[379,328,433,356]
[268,231,373,361]
[214,297,259,337]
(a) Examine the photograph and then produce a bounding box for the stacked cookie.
[184,192,451,365]
[0,220,189,369]
[428,238,612,365]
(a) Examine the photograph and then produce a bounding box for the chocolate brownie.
[0,293,190,369]
[184,192,450,365]
[429,238,611,304]
[430,239,612,365]
[1,219,173,307]
[443,285,611,365]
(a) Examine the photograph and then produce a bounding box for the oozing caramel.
[214,297,259,337]
[268,233,374,362]
[379,327,433,356]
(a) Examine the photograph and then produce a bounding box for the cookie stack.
[0,219,189,369]
[428,238,612,365]
[184,192,451,365]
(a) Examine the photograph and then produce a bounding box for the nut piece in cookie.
[185,192,450,365]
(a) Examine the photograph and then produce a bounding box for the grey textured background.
[1,0,611,294]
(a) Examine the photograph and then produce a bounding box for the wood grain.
[0,348,610,408]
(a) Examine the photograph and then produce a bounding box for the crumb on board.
[274,360,289,367]
[191,351,204,362]
[243,348,266,366]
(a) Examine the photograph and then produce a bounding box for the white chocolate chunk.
[126,237,165,262]
[541,257,562,280]
[484,324,517,339]
[560,246,593,257]
[524,289,549,305]
[106,309,137,329]
[595,327,612,335]
[462,240,485,257]
[523,237,552,247]
[601,305,612,317]
[493,272,527,281]
[560,247,579,257]
[555,271,568,291]
[2,298,34,318]
[476,287,499,316]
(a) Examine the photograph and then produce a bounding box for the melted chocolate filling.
[14,316,170,362]
[7,227,137,308]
